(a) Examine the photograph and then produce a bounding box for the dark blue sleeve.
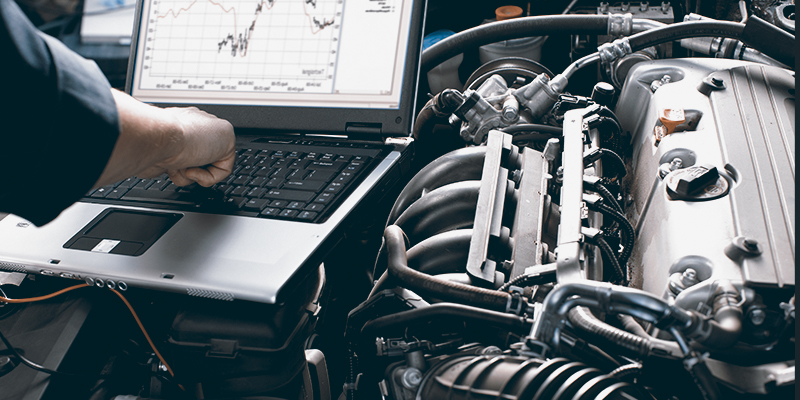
[0,0,120,226]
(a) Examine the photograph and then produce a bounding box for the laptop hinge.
[345,122,383,140]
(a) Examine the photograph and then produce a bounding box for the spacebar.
[121,189,196,205]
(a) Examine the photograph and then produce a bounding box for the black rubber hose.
[384,225,511,311]
[587,201,635,267]
[412,89,463,141]
[594,182,622,214]
[368,229,472,299]
[498,264,557,291]
[374,182,479,277]
[625,17,794,69]
[421,15,610,73]
[568,306,650,358]
[626,20,746,51]
[592,235,626,284]
[499,124,563,136]
[533,281,695,350]
[585,148,627,179]
[361,303,531,336]
[388,146,486,224]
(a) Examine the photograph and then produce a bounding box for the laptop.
[0,0,426,304]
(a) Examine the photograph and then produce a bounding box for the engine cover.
[615,59,794,299]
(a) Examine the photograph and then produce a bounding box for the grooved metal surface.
[710,65,795,287]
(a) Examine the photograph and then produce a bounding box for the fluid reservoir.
[478,6,547,64]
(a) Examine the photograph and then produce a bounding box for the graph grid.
[140,0,343,91]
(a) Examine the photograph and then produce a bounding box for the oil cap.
[666,164,729,201]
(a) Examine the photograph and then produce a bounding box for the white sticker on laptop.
[92,239,120,253]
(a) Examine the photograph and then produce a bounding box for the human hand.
[140,107,236,187]
[97,90,236,189]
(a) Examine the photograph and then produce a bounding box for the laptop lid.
[125,0,426,137]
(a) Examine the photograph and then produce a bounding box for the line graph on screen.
[139,0,342,87]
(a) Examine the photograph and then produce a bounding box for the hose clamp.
[598,38,632,64]
[607,13,633,37]
[506,291,524,315]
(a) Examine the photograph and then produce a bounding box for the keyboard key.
[279,209,299,219]
[147,179,169,191]
[230,186,248,196]
[106,187,129,199]
[265,178,284,188]
[247,187,268,198]
[286,169,308,180]
[240,157,258,167]
[260,207,280,217]
[297,211,318,221]
[249,176,268,187]
[269,200,289,208]
[308,161,347,171]
[265,189,315,202]
[132,180,154,190]
[243,198,270,211]
[122,189,194,205]
[254,167,271,177]
[287,201,306,210]
[270,167,291,179]
[283,180,325,192]
[214,184,234,196]
[333,171,354,184]
[231,175,250,186]
[304,169,336,181]
[305,203,325,212]
[238,165,257,176]
[118,177,140,188]
[345,161,365,173]
[225,196,247,208]
[289,159,311,170]
[324,182,344,194]
[90,186,114,198]
[314,192,334,204]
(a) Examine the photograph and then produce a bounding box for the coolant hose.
[569,307,650,357]
[388,146,486,223]
[375,182,480,277]
[568,307,682,358]
[624,17,794,69]
[421,15,610,73]
[531,281,695,351]
[384,225,511,311]
[368,229,473,299]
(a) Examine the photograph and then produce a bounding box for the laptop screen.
[126,0,424,135]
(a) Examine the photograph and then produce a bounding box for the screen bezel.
[125,0,426,138]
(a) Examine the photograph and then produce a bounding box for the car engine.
[342,3,795,400]
[0,2,793,400]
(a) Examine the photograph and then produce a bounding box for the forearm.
[94,89,183,188]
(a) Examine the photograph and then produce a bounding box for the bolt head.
[750,309,766,325]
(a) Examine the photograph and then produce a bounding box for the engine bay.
[0,1,795,399]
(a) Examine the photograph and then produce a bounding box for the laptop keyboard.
[85,140,381,223]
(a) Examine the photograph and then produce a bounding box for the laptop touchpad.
[63,209,183,256]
